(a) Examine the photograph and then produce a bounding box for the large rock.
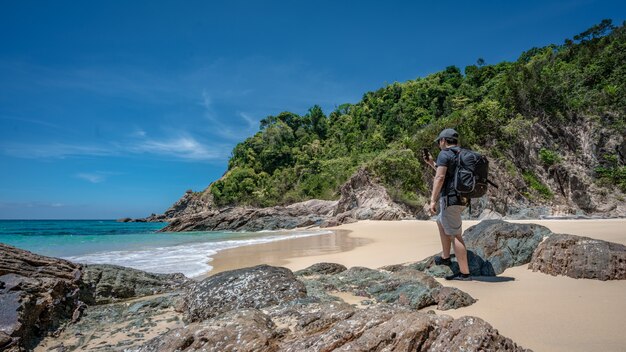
[80,264,192,304]
[179,265,307,322]
[294,262,348,276]
[0,244,83,351]
[138,303,530,352]
[163,189,215,219]
[529,233,626,280]
[298,266,475,311]
[333,168,413,221]
[396,220,553,277]
[462,220,553,275]
[280,304,530,351]
[135,309,279,352]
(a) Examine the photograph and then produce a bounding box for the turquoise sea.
[0,220,331,277]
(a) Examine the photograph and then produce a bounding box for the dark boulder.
[395,220,554,277]
[462,220,553,275]
[179,265,307,322]
[0,244,83,350]
[294,262,348,276]
[80,264,192,304]
[301,266,475,311]
[529,233,626,280]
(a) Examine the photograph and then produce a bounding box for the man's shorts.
[437,198,465,236]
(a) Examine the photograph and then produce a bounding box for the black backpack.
[451,148,491,198]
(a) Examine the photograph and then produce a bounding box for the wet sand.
[208,218,626,352]
[205,229,370,276]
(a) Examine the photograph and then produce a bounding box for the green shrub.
[366,149,428,205]
[595,154,626,192]
[539,148,562,166]
[522,171,553,199]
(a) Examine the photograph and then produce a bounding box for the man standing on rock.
[424,128,472,281]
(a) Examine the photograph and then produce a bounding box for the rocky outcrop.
[136,308,280,352]
[275,304,529,351]
[80,264,192,304]
[35,293,184,352]
[385,220,553,277]
[297,264,475,311]
[529,233,626,280]
[0,244,83,351]
[294,262,347,276]
[137,303,530,352]
[333,168,414,221]
[179,265,308,323]
[0,244,193,351]
[24,259,529,351]
[162,199,337,232]
[465,118,626,219]
[161,169,415,232]
[163,189,215,219]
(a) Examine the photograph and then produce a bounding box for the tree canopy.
[210,20,626,208]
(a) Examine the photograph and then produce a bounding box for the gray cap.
[434,128,459,142]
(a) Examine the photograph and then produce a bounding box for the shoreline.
[209,218,626,275]
[206,218,626,352]
[201,229,366,278]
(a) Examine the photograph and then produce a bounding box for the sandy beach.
[210,219,626,352]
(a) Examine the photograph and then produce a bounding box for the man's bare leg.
[453,234,470,274]
[437,221,452,259]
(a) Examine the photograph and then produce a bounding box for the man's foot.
[434,256,452,266]
[445,272,472,281]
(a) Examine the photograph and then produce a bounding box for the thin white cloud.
[1,143,113,159]
[2,135,229,162]
[129,135,227,161]
[75,171,122,183]
[0,201,65,208]
[198,91,254,141]
[132,129,147,137]
[76,173,107,183]
[0,115,63,130]
[239,112,258,129]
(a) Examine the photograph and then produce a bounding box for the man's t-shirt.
[435,146,461,198]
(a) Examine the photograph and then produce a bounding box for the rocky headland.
[156,168,417,232]
[2,220,625,351]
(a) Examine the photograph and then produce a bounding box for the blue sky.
[1,1,624,219]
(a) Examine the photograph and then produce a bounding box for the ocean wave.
[64,230,332,278]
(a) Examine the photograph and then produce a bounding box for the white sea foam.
[64,230,332,278]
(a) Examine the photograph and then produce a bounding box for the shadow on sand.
[469,276,515,283]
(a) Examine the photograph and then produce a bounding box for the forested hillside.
[196,20,625,217]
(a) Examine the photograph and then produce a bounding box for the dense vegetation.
[209,20,626,207]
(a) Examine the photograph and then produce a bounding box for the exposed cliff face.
[163,189,215,219]
[473,116,625,218]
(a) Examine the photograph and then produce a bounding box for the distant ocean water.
[0,220,332,277]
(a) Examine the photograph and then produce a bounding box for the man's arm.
[429,166,447,214]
